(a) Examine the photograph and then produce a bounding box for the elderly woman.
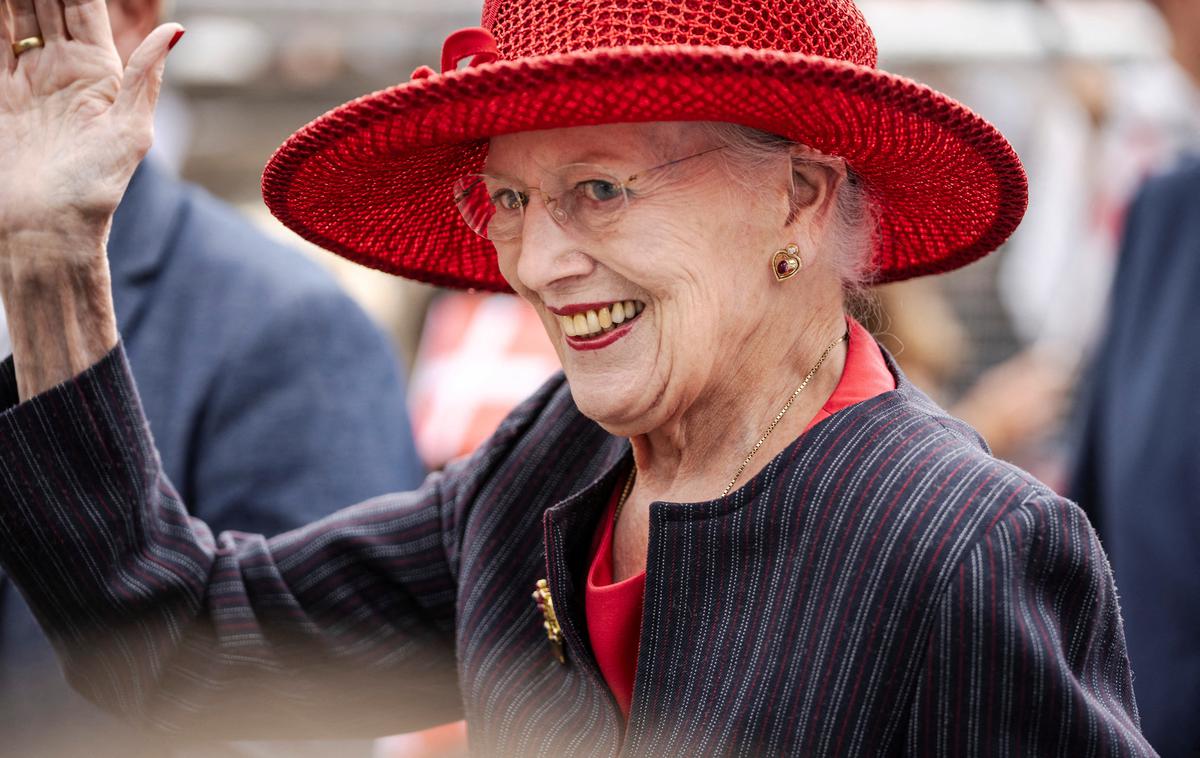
[0,0,1154,755]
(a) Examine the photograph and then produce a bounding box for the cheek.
[493,244,516,283]
[611,210,716,291]
[621,188,769,286]
[645,262,742,384]
[635,231,752,313]
[493,244,533,300]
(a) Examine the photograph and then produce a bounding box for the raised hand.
[0,0,182,399]
[0,0,182,241]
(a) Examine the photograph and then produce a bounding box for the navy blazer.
[0,335,1155,756]
[1070,159,1200,757]
[0,162,425,755]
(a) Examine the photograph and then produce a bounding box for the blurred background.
[147,1,1194,754]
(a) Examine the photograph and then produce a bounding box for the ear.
[108,0,165,65]
[783,148,847,251]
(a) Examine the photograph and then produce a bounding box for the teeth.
[559,300,645,339]
[560,315,577,337]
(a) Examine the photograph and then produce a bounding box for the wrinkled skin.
[0,0,181,397]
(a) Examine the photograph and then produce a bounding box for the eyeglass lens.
[453,167,630,242]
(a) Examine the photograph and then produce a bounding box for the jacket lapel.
[107,160,188,339]
[541,430,631,662]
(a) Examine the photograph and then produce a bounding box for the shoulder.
[1103,157,1200,320]
[808,357,1047,503]
[895,382,1052,500]
[170,182,349,312]
[448,372,589,485]
[792,371,1065,587]
[139,179,390,364]
[976,489,1100,565]
[1122,155,1200,238]
[1136,155,1200,203]
[436,372,622,515]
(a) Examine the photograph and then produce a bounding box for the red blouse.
[584,318,896,717]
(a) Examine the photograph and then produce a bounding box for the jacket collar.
[545,341,979,535]
[108,160,188,286]
[544,431,631,572]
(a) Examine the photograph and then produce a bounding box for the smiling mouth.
[557,300,645,340]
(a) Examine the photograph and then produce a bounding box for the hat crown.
[481,0,878,68]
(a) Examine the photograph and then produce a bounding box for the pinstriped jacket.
[0,344,1155,756]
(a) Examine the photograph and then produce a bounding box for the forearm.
[0,231,117,400]
[0,347,462,737]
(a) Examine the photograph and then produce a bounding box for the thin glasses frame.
[452,145,726,242]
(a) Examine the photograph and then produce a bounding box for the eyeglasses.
[452,146,725,242]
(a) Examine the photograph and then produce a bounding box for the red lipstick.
[562,307,645,351]
[565,320,637,351]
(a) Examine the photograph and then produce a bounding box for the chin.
[566,375,658,436]
[567,380,627,425]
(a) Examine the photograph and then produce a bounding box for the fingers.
[8,0,40,42]
[61,0,111,47]
[32,0,65,42]
[113,23,183,149]
[1,5,14,70]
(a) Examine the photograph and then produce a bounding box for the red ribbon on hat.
[441,27,500,74]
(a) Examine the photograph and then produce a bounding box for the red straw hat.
[262,0,1028,291]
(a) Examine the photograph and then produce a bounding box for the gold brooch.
[532,579,566,664]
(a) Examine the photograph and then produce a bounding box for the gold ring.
[12,36,45,58]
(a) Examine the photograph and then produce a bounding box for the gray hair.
[696,122,879,300]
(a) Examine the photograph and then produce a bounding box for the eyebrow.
[483,148,639,182]
[564,148,629,165]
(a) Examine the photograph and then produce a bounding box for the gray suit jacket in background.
[1069,159,1200,758]
[0,161,426,756]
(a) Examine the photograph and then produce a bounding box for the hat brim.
[262,45,1027,291]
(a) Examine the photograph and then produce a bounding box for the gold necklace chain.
[614,331,847,525]
[614,464,637,524]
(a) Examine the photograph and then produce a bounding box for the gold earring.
[772,243,803,281]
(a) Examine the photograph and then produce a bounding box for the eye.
[578,179,623,203]
[492,188,528,211]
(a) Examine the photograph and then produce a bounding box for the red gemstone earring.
[772,243,803,281]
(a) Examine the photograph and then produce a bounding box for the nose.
[512,195,594,292]
[527,188,570,225]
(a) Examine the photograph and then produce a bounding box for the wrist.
[0,238,118,401]
[0,230,109,291]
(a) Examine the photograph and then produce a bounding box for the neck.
[627,302,848,505]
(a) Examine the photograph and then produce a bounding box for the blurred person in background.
[1070,0,1200,754]
[867,279,1072,474]
[0,1,424,756]
[0,1,1156,756]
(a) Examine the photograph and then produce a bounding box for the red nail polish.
[168,29,185,51]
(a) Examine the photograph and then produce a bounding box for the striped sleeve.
[907,495,1157,756]
[0,346,467,738]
